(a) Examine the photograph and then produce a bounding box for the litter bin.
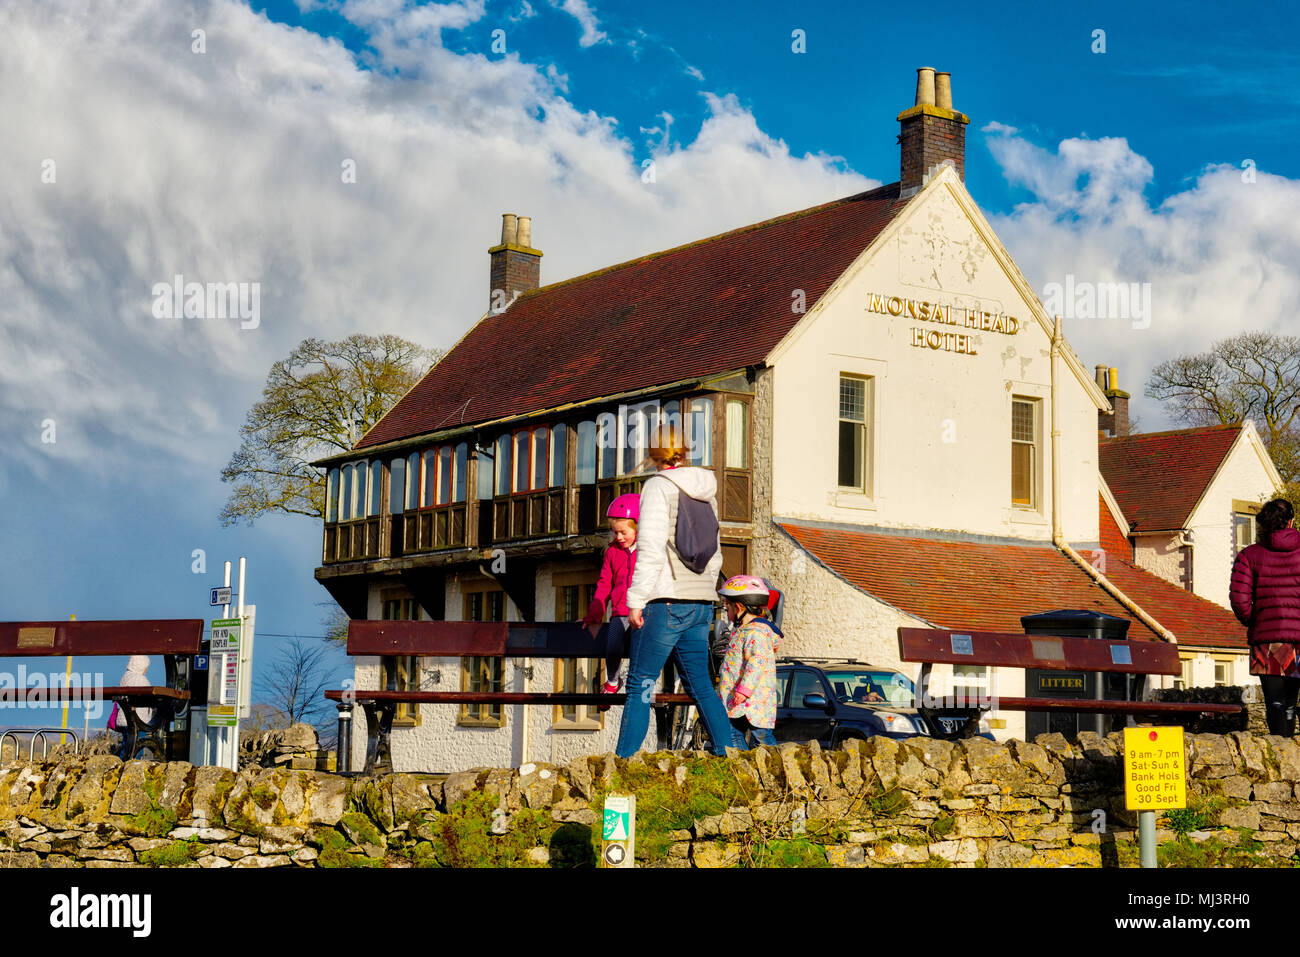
[1021,609,1132,739]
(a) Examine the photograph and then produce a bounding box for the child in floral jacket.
[716,575,783,748]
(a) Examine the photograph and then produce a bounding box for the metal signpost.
[201,558,252,771]
[1124,726,1186,868]
[602,793,636,868]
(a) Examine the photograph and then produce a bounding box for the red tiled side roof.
[778,522,1246,650]
[1098,493,1133,562]
[1101,557,1246,650]
[358,184,904,448]
[1099,424,1242,532]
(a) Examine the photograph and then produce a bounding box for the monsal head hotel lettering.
[316,67,1276,772]
[865,292,1020,356]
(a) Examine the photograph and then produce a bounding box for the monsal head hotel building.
[315,69,1282,773]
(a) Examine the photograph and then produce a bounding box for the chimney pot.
[1108,366,1119,391]
[899,67,969,194]
[1096,364,1109,389]
[915,67,937,107]
[489,213,542,311]
[935,72,952,110]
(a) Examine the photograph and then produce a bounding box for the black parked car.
[774,658,939,747]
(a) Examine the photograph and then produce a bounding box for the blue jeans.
[616,602,739,757]
[730,717,776,749]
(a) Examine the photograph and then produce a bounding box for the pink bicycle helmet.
[717,574,770,608]
[607,493,640,522]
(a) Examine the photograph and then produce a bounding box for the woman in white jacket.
[615,429,737,757]
[113,655,155,760]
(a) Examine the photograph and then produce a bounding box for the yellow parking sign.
[1123,726,1186,811]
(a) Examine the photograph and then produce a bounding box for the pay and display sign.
[207,618,242,727]
[1124,726,1186,811]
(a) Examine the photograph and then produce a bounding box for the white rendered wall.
[769,178,1101,546]
[1186,436,1278,609]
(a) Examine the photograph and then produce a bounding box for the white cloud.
[548,0,606,48]
[983,126,1300,426]
[0,0,872,487]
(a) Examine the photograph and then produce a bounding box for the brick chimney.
[1096,365,1131,437]
[488,213,542,312]
[898,67,970,198]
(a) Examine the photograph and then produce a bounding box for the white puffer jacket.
[625,466,723,609]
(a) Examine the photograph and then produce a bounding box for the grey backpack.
[671,487,719,574]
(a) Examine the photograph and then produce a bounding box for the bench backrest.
[0,620,204,658]
[346,620,610,659]
[897,627,1179,676]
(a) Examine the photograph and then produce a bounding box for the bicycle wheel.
[688,714,711,752]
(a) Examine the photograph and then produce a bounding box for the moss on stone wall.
[7,732,1300,868]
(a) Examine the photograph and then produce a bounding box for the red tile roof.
[358,184,904,449]
[1099,424,1242,532]
[778,522,1246,650]
[1098,493,1132,562]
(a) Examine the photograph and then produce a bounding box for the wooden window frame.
[380,594,421,727]
[1011,396,1040,510]
[552,657,604,730]
[459,580,507,727]
[837,375,870,494]
[458,656,506,728]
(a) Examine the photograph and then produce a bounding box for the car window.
[776,669,792,708]
[788,670,827,707]
[825,670,915,706]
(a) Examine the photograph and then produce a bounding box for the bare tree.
[262,636,335,730]
[220,333,441,525]
[1147,332,1300,491]
[319,601,350,647]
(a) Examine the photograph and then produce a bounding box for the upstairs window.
[453,443,468,503]
[369,460,383,516]
[687,397,713,467]
[495,434,512,496]
[726,400,749,469]
[550,424,567,487]
[533,428,549,489]
[597,412,618,480]
[838,376,869,492]
[1011,397,1039,508]
[326,467,339,523]
[576,421,596,485]
[422,449,437,508]
[340,463,354,521]
[438,446,452,505]
[513,430,530,493]
[1234,511,1257,555]
[388,458,405,515]
[406,452,420,509]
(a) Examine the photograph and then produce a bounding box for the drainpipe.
[519,658,531,767]
[1049,317,1177,643]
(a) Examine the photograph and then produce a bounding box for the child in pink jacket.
[583,495,639,706]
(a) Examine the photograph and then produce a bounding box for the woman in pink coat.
[1230,498,1300,735]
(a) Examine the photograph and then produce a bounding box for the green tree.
[1146,331,1300,506]
[220,334,440,525]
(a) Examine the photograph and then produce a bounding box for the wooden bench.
[897,626,1243,739]
[325,620,695,773]
[0,620,203,760]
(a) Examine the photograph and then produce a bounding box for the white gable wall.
[769,173,1101,545]
[1186,430,1280,609]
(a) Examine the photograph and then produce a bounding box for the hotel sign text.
[866,292,1020,356]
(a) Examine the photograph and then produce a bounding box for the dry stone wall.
[3,732,1300,867]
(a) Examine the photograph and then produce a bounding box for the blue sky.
[1,0,1297,730]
